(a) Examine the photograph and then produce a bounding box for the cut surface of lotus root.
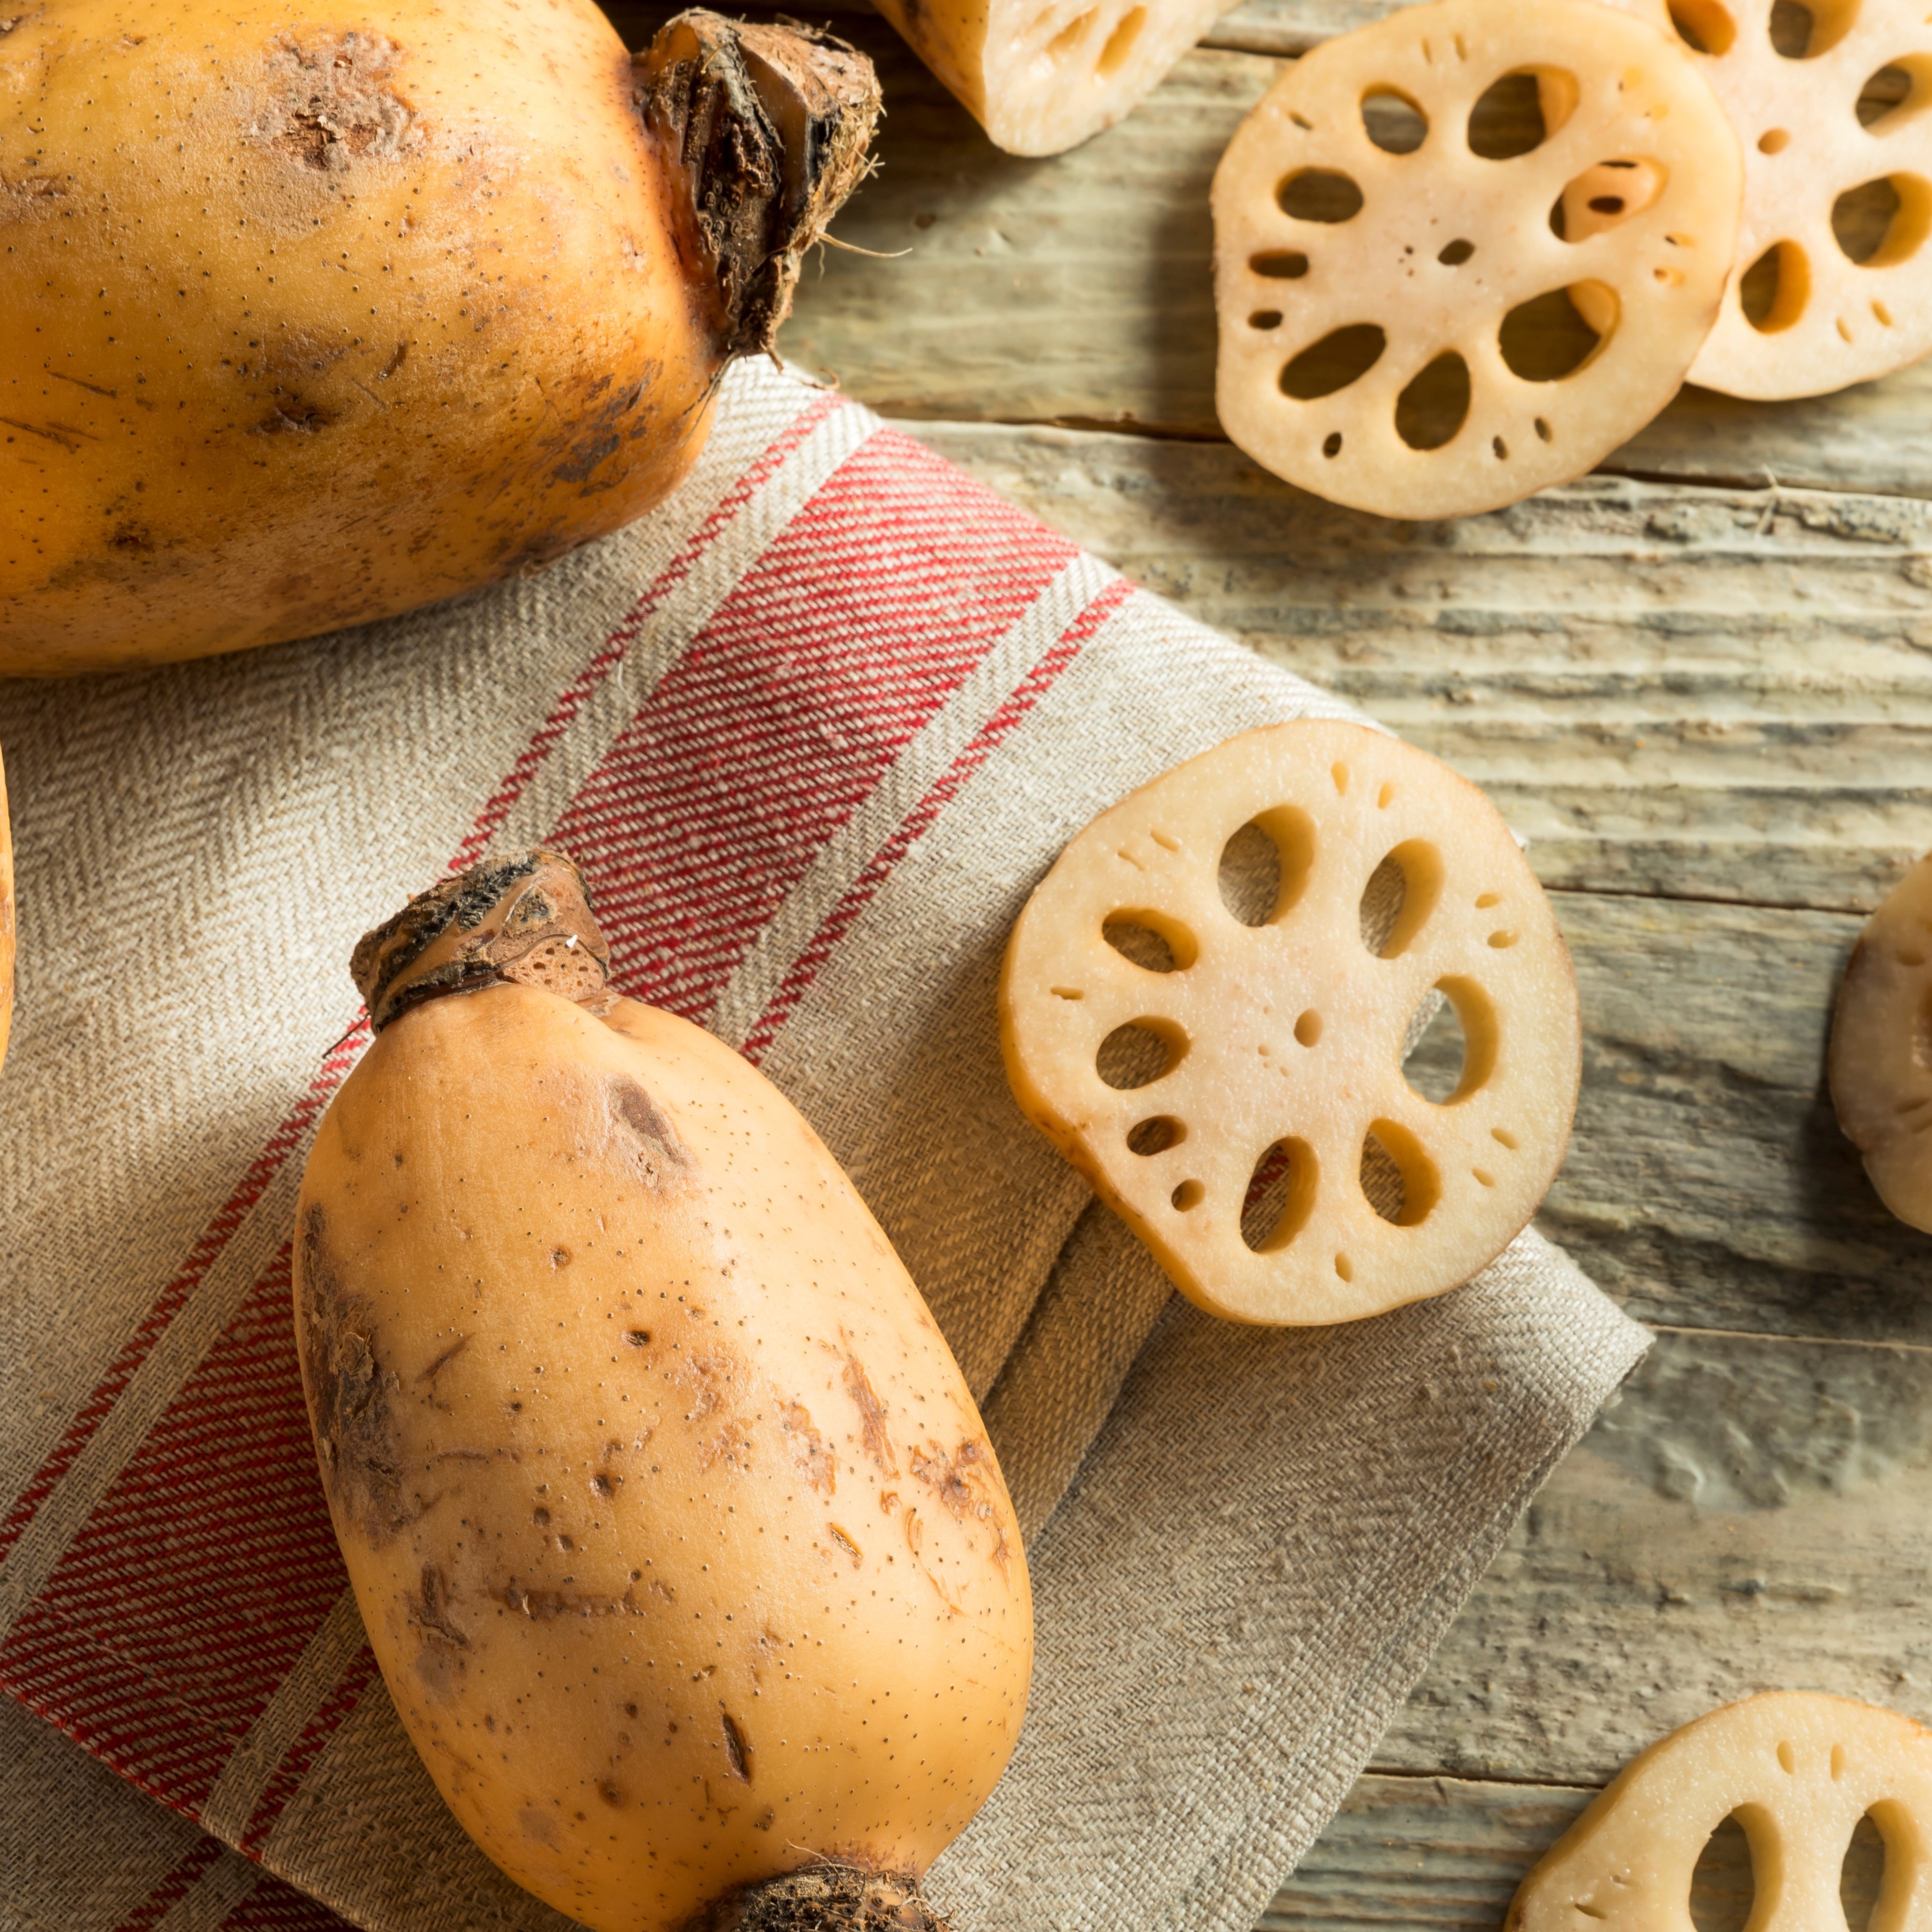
[1597,0,1932,396]
[872,0,1242,155]
[998,720,1580,1326]
[1830,850,1932,1230]
[1507,1692,1932,1932]
[1211,0,1743,518]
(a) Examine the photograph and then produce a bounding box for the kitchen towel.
[0,356,1647,1932]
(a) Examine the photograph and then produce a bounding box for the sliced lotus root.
[1596,0,1932,396]
[1211,0,1743,519]
[1507,1693,1932,1932]
[870,0,1240,155]
[1829,850,1932,1230]
[998,720,1581,1326]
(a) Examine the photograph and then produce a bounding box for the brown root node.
[351,848,612,1031]
[702,1866,947,1932]
[637,11,881,361]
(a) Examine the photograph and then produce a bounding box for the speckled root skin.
[296,852,1031,1932]
[0,3,877,673]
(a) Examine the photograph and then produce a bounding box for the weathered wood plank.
[1260,1768,1885,1932]
[1262,1775,1595,1932]
[900,418,1932,915]
[1536,893,1932,1347]
[1374,1316,1932,1787]
[770,22,1932,497]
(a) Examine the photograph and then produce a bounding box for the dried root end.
[637,10,880,362]
[702,1866,947,1932]
[351,849,613,1032]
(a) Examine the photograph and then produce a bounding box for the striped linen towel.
[0,358,1646,1932]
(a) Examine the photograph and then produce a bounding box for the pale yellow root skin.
[294,986,1031,1932]
[1506,1692,1932,1932]
[870,0,1241,155]
[1829,850,1932,1232]
[0,0,717,674]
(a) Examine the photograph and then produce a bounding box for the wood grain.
[902,419,1932,916]
[774,21,1932,499]
[1264,1769,1885,1931]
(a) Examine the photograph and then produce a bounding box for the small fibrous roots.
[638,10,882,360]
[703,1864,950,1932]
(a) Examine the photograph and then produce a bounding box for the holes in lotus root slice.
[1552,157,1669,240]
[1277,169,1365,222]
[1394,351,1472,450]
[1667,0,1736,54]
[1687,1811,1761,1932]
[1211,0,1742,517]
[1605,0,1932,394]
[1241,1137,1320,1252]
[1507,1694,1932,1932]
[1360,839,1444,957]
[1280,323,1388,399]
[1499,285,1615,380]
[1096,6,1144,79]
[1739,238,1811,330]
[1769,0,1858,61]
[1251,249,1310,279]
[1362,87,1428,153]
[1102,911,1196,972]
[1096,1017,1186,1090]
[999,719,1581,1325]
[1128,1115,1184,1155]
[1857,59,1930,130]
[1360,1119,1440,1226]
[1404,977,1499,1105]
[1467,68,1576,158]
[1217,807,1315,926]
[1832,173,1932,265]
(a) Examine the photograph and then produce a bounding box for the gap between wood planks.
[1544,881,1875,919]
[959,408,1930,507]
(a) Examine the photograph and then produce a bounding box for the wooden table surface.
[628,1,1932,1920]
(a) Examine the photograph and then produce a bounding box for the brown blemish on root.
[720,1709,752,1782]
[827,1522,862,1568]
[703,1863,948,1932]
[251,395,336,435]
[842,1352,896,1475]
[779,1400,836,1493]
[297,1204,428,1546]
[495,1579,646,1620]
[408,1564,470,1648]
[517,1804,560,1849]
[417,1333,470,1412]
[609,1076,690,1188]
[249,32,422,174]
[910,1438,995,1522]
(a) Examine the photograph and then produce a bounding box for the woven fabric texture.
[0,359,1648,1932]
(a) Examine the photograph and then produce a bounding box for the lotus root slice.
[873,0,1243,156]
[1830,850,1932,1230]
[1507,1692,1932,1932]
[1598,0,1932,396]
[1211,0,1743,518]
[998,721,1581,1326]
